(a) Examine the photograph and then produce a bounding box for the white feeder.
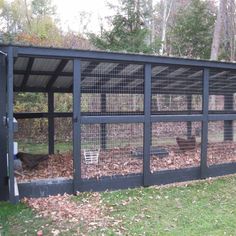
[83,149,100,164]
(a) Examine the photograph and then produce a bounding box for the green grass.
[0,202,80,235]
[0,202,53,235]
[99,177,236,235]
[1,176,236,235]
[17,141,72,154]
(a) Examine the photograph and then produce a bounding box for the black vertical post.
[0,53,8,201]
[224,94,233,141]
[101,93,106,150]
[7,47,16,203]
[201,68,209,179]
[48,92,54,154]
[143,64,152,186]
[73,59,81,193]
[187,95,192,139]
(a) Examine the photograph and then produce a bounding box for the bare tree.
[210,0,227,60]
[224,0,236,61]
[159,0,173,55]
[210,0,228,110]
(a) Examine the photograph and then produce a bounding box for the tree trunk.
[226,0,236,61]
[210,0,227,110]
[210,0,227,60]
[159,0,173,55]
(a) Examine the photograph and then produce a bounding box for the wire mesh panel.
[80,61,144,115]
[150,122,202,173]
[81,123,143,179]
[209,69,236,112]
[81,94,101,113]
[14,118,48,154]
[54,118,72,153]
[151,65,203,113]
[15,117,74,182]
[208,121,236,166]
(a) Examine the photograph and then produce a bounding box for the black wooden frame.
[1,45,236,202]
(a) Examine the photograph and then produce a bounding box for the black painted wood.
[0,52,8,201]
[18,178,73,198]
[143,64,152,186]
[15,45,236,70]
[73,59,81,193]
[20,57,34,90]
[46,59,68,90]
[48,92,54,154]
[200,68,209,179]
[101,93,106,150]
[147,167,201,185]
[7,47,17,203]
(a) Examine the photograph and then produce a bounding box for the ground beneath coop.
[16,142,236,183]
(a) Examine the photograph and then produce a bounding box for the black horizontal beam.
[14,86,228,95]
[151,114,203,122]
[78,173,143,192]
[18,178,73,199]
[15,45,236,70]
[15,111,236,121]
[207,162,236,177]
[14,87,71,93]
[15,69,72,76]
[81,115,145,124]
[208,114,236,121]
[14,69,144,80]
[14,85,233,95]
[146,167,201,186]
[14,112,72,119]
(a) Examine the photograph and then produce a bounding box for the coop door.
[6,51,18,203]
[0,54,9,201]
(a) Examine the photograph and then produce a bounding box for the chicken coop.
[1,45,236,203]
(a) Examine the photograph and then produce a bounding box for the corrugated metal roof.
[12,54,236,95]
[53,76,72,89]
[14,57,29,71]
[26,75,51,88]
[32,58,61,72]
[13,74,24,87]
[63,60,73,73]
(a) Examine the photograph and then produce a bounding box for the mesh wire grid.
[80,61,144,115]
[81,123,143,179]
[150,121,202,173]
[208,121,236,166]
[151,64,203,113]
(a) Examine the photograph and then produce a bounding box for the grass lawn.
[17,141,73,154]
[1,175,236,235]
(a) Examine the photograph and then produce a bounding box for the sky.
[52,0,118,33]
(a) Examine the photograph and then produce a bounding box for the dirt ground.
[16,141,236,182]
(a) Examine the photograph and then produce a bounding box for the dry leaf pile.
[23,193,108,227]
[17,142,236,182]
[18,153,73,182]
